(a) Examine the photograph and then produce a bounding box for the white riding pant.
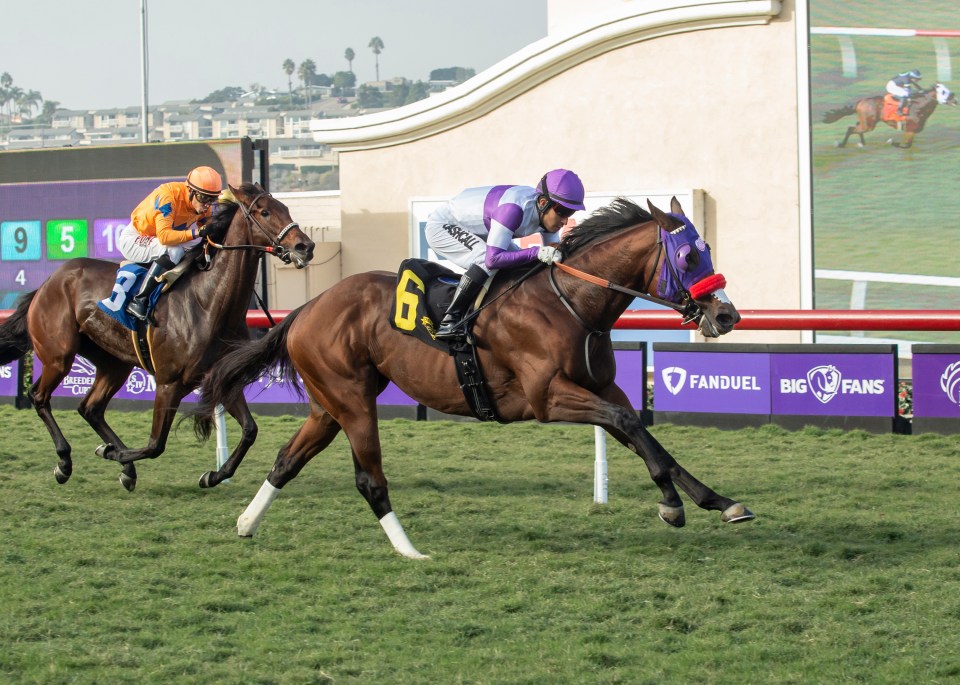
[117,222,201,265]
[425,220,517,276]
[886,81,910,99]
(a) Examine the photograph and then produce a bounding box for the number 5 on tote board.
[46,220,89,260]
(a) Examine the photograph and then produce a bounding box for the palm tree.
[7,86,23,120]
[368,37,384,82]
[38,100,60,125]
[0,72,13,119]
[297,59,317,106]
[344,47,355,73]
[18,90,43,120]
[282,58,295,105]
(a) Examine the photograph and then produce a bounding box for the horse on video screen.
[194,196,753,558]
[823,82,957,149]
[0,184,314,491]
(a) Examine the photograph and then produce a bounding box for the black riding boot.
[126,260,169,322]
[435,265,487,341]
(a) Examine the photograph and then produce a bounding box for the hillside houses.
[0,99,336,150]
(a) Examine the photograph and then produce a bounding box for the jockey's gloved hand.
[537,245,562,265]
[192,223,211,239]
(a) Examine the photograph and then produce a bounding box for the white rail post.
[838,35,857,78]
[214,403,230,484]
[593,426,608,504]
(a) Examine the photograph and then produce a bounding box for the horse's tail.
[822,104,856,123]
[0,291,37,365]
[193,306,305,441]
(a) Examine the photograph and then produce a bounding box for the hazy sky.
[2,0,548,111]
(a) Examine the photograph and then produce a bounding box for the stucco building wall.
[315,0,801,343]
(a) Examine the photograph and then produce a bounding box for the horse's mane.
[560,197,653,255]
[201,184,263,241]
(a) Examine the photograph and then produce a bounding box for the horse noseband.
[276,222,299,244]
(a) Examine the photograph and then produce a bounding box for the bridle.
[551,224,719,327]
[547,225,726,382]
[204,190,299,264]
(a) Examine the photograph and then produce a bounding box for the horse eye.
[260,209,270,217]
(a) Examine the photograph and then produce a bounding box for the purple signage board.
[0,179,171,309]
[770,353,895,417]
[0,361,17,397]
[613,344,648,411]
[911,346,960,427]
[653,343,899,432]
[33,356,418,408]
[913,354,960,418]
[29,345,650,417]
[654,350,769,414]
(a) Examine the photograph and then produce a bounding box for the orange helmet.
[186,166,223,196]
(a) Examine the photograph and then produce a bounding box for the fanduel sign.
[654,347,895,417]
[655,352,769,413]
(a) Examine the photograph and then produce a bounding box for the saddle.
[391,259,501,422]
[96,252,204,374]
[882,94,909,123]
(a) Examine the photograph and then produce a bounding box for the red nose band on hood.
[688,273,726,299]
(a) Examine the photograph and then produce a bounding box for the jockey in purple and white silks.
[425,168,586,341]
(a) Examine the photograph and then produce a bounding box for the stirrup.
[127,299,149,322]
[435,321,466,341]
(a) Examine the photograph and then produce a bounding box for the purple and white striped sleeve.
[483,192,538,269]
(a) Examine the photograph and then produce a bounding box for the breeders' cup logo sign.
[125,369,155,395]
[59,356,97,396]
[942,361,960,406]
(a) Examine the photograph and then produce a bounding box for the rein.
[552,224,706,324]
[203,191,298,264]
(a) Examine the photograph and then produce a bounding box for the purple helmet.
[537,169,586,211]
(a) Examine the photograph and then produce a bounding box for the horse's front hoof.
[721,503,755,524]
[95,443,115,460]
[658,503,686,528]
[118,472,137,492]
[53,464,71,485]
[199,471,216,489]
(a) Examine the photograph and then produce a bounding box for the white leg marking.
[379,512,429,559]
[237,480,281,537]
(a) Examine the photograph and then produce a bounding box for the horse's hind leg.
[839,126,855,147]
[237,407,342,537]
[198,395,258,489]
[29,364,75,484]
[79,364,138,491]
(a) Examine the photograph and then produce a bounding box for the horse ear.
[647,200,670,228]
[670,196,685,217]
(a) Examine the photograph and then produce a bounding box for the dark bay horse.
[823,82,957,149]
[194,197,753,558]
[0,183,314,491]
